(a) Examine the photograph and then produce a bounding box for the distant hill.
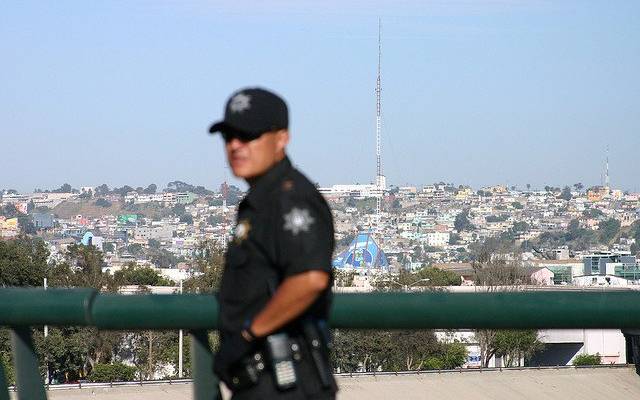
[52,200,172,220]
[52,200,125,219]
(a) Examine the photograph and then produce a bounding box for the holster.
[302,319,333,389]
[225,351,265,391]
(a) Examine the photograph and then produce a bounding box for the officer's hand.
[213,330,258,381]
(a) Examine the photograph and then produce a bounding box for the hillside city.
[2,179,639,289]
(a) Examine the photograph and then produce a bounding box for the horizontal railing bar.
[0,288,96,326]
[2,289,640,330]
[92,293,218,330]
[330,291,640,329]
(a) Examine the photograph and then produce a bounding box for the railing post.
[10,328,47,400]
[191,330,221,400]
[0,355,10,400]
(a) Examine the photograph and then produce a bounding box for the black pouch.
[226,352,265,391]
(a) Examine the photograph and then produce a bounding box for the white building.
[319,184,383,198]
[425,231,450,248]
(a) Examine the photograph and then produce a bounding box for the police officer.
[208,87,337,399]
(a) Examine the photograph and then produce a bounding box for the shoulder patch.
[283,207,315,235]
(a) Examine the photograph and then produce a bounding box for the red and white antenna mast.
[221,181,229,248]
[375,19,385,221]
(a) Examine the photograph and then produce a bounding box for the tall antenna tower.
[605,146,610,189]
[375,18,385,219]
[221,181,229,248]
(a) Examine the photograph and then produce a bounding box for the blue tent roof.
[81,231,94,246]
[333,232,389,270]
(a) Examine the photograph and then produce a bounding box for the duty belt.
[226,323,332,392]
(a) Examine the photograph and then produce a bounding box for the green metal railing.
[3,288,640,399]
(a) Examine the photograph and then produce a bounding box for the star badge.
[234,219,251,243]
[229,93,251,113]
[283,208,315,236]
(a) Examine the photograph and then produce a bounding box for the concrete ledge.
[12,366,639,400]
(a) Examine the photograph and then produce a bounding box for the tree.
[573,183,584,192]
[423,342,468,370]
[332,329,440,372]
[472,252,541,367]
[114,263,174,286]
[454,210,473,232]
[171,204,186,217]
[512,221,530,233]
[94,198,112,208]
[95,184,110,196]
[493,330,543,367]
[486,215,509,223]
[112,185,134,197]
[127,243,144,257]
[0,204,18,218]
[150,249,182,269]
[52,183,72,193]
[598,218,620,245]
[183,240,224,293]
[18,216,37,235]
[179,214,194,225]
[48,244,117,290]
[143,184,157,194]
[583,208,604,219]
[558,186,572,201]
[0,236,48,286]
[148,239,161,249]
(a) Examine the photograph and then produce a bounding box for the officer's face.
[224,129,289,180]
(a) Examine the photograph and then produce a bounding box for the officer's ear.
[275,129,289,153]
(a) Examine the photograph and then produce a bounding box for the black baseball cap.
[208,87,288,139]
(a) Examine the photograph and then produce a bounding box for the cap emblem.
[229,93,252,113]
[283,208,315,236]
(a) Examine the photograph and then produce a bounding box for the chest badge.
[283,207,315,236]
[234,219,251,243]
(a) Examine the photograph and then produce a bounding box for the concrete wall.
[22,366,639,400]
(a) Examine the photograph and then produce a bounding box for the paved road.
[12,366,640,400]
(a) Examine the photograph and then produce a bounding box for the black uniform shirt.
[218,156,335,335]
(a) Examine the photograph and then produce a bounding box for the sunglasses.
[221,130,263,143]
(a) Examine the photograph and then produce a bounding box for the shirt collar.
[244,156,292,209]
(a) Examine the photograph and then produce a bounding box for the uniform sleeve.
[275,193,333,278]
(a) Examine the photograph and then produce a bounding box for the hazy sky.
[2,1,639,193]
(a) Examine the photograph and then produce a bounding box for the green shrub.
[573,353,601,366]
[1,353,15,385]
[423,357,444,370]
[88,363,137,382]
[423,342,468,370]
